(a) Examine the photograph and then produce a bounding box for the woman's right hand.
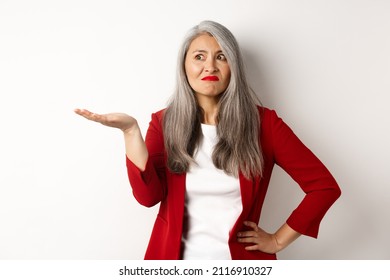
[74,108,138,133]
[74,108,148,170]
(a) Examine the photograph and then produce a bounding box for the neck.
[196,95,220,125]
[202,110,218,125]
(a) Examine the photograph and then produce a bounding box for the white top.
[182,124,242,260]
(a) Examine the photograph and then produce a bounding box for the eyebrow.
[191,49,223,54]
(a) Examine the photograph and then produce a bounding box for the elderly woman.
[75,20,341,260]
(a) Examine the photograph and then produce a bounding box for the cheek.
[225,65,231,77]
[184,65,198,89]
[188,67,199,79]
[185,61,202,77]
[223,69,231,85]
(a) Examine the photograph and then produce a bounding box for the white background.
[0,0,389,260]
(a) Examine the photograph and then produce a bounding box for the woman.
[75,20,341,260]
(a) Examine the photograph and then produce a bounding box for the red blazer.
[126,107,341,260]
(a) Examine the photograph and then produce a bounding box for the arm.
[269,109,341,238]
[123,124,148,171]
[125,111,167,207]
[238,109,340,254]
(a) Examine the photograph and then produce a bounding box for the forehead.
[187,33,222,51]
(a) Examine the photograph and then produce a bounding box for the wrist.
[122,122,139,135]
[271,223,301,254]
[272,233,282,253]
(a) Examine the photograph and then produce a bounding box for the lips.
[201,76,219,81]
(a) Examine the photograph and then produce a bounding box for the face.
[184,34,231,102]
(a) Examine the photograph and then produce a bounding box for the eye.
[217,53,227,61]
[195,54,204,60]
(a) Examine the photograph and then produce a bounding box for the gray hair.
[163,20,263,179]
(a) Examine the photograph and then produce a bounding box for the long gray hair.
[163,20,263,179]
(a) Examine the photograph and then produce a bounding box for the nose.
[204,58,218,73]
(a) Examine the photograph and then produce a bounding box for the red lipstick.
[202,75,219,81]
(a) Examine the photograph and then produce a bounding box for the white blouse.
[182,124,242,260]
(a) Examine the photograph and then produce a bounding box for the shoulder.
[150,108,167,125]
[152,108,166,119]
[257,106,291,140]
[257,105,279,124]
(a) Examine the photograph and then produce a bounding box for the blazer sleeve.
[126,111,167,207]
[267,109,341,238]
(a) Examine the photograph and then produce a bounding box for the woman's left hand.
[237,221,279,254]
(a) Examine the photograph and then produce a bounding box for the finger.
[237,230,257,238]
[74,109,105,123]
[74,109,93,119]
[243,221,259,231]
[244,244,260,251]
[237,236,257,244]
[74,109,100,118]
[74,108,92,116]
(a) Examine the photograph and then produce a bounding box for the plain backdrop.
[0,0,389,260]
